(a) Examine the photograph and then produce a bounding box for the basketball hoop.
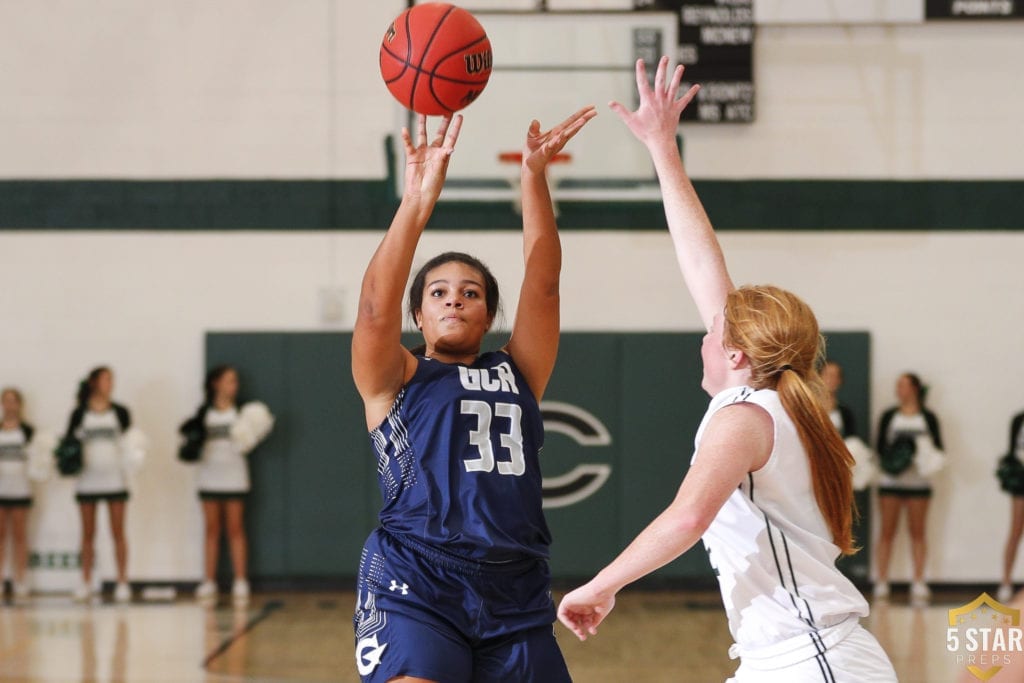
[498,151,573,216]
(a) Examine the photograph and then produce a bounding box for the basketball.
[379,3,493,116]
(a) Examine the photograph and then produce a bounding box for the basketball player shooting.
[351,104,595,683]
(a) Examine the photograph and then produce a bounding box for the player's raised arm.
[610,56,733,331]
[352,114,462,428]
[504,106,596,401]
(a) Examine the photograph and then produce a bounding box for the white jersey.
[0,427,31,499]
[877,412,931,490]
[76,409,127,495]
[696,385,869,669]
[195,407,249,493]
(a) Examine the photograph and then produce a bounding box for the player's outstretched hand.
[610,56,699,150]
[401,113,463,204]
[557,583,616,641]
[522,105,597,174]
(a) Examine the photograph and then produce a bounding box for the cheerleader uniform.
[828,404,856,439]
[0,425,34,507]
[697,386,896,682]
[876,408,943,498]
[1010,412,1024,493]
[72,406,131,503]
[196,407,249,500]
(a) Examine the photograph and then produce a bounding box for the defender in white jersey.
[558,57,896,681]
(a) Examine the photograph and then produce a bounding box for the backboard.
[392,8,678,202]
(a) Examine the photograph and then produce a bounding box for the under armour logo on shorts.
[388,580,409,595]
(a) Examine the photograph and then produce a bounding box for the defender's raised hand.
[401,113,463,203]
[610,56,700,149]
[522,105,597,174]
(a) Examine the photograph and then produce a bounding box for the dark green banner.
[206,330,869,584]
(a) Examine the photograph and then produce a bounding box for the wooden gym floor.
[0,589,975,682]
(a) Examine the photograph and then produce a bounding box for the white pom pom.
[914,435,946,478]
[844,436,877,491]
[27,431,57,482]
[120,427,149,474]
[230,402,275,456]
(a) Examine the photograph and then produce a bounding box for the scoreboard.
[926,0,1024,17]
[634,0,755,123]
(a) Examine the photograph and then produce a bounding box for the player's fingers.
[401,127,414,154]
[557,610,585,639]
[609,100,632,123]
[674,84,701,114]
[434,115,451,145]
[667,64,685,100]
[558,113,592,144]
[634,59,650,100]
[416,114,428,147]
[553,105,596,135]
[443,114,464,151]
[653,55,669,96]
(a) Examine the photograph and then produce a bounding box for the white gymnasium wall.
[0,2,1021,584]
[0,230,1021,583]
[1,1,1023,180]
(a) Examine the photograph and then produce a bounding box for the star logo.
[947,592,1023,681]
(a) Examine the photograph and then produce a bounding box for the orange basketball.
[379,3,493,116]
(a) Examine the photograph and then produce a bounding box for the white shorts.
[726,625,896,683]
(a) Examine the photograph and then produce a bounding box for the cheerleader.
[179,366,273,603]
[874,372,944,604]
[60,367,146,602]
[822,361,856,437]
[0,388,53,600]
[822,361,874,490]
[998,410,1024,602]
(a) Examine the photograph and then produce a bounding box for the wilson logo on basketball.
[464,50,492,75]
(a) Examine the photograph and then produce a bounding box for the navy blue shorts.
[353,528,572,683]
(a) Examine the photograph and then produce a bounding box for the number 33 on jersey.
[369,351,551,562]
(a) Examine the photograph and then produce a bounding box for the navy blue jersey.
[369,351,551,562]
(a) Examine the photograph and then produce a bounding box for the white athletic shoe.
[910,581,931,605]
[872,581,890,601]
[113,582,132,603]
[195,580,217,601]
[998,583,1014,603]
[232,579,250,604]
[72,581,92,602]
